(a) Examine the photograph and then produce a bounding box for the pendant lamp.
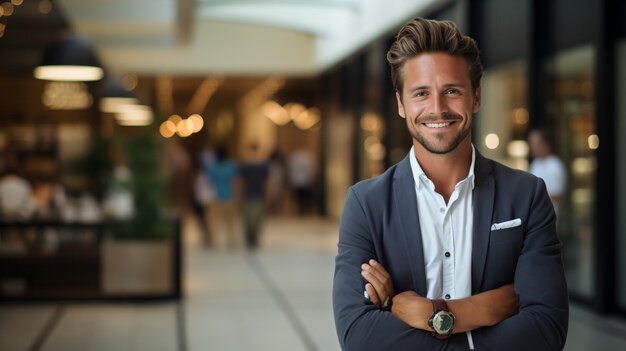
[34,35,104,82]
[99,79,139,113]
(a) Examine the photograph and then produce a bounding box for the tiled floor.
[1,216,626,350]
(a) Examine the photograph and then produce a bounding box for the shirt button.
[445,252,451,258]
[445,294,451,300]
[439,207,445,213]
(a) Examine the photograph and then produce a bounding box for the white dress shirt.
[529,154,566,213]
[409,146,476,349]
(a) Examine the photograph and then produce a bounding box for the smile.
[423,121,455,128]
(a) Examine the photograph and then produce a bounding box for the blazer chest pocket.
[489,226,524,247]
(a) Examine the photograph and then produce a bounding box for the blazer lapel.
[392,155,428,296]
[471,152,495,294]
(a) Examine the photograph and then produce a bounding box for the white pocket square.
[491,218,522,231]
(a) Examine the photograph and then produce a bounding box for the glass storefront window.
[475,60,529,170]
[617,40,626,309]
[549,45,596,298]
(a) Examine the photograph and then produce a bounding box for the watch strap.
[429,299,453,339]
[431,299,449,313]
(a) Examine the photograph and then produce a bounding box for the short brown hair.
[387,17,483,94]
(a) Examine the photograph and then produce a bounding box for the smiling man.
[332,18,568,350]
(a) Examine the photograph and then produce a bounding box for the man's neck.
[413,139,473,204]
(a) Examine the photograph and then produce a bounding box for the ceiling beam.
[177,0,195,45]
[198,0,362,13]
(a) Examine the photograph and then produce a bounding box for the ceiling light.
[115,105,153,126]
[99,97,139,113]
[34,35,104,82]
[99,79,138,113]
[34,66,104,81]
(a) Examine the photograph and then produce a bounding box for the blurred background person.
[267,150,286,215]
[205,146,239,248]
[193,145,216,246]
[528,128,567,214]
[287,147,316,216]
[239,143,270,249]
[0,162,35,221]
[164,139,194,216]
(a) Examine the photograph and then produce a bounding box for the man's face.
[396,53,481,154]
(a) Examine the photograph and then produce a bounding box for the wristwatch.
[428,299,455,339]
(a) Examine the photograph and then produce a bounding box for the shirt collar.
[408,145,476,191]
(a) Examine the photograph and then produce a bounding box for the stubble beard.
[410,113,472,155]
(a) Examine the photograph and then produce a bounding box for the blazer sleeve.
[472,177,569,350]
[333,188,467,350]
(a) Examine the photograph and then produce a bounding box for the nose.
[430,93,448,116]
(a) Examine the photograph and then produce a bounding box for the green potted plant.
[100,127,178,297]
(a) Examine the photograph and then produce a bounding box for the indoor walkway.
[1,217,626,350]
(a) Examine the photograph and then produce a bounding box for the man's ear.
[396,91,406,118]
[472,86,481,113]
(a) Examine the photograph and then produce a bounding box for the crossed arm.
[361,259,518,334]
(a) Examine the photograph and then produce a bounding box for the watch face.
[433,312,455,334]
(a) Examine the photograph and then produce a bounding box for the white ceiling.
[56,0,439,76]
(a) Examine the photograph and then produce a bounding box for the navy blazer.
[333,152,568,350]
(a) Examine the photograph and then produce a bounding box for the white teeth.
[425,122,452,128]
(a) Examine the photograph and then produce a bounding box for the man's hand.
[361,259,394,308]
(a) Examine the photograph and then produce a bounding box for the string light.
[262,101,321,130]
[161,114,204,138]
[188,114,204,133]
[160,120,177,138]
